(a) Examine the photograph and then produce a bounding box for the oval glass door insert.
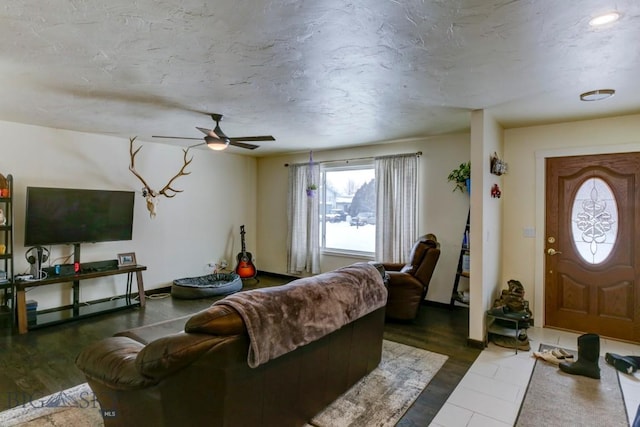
[571,177,617,264]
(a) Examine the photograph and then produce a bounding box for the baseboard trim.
[423,300,469,310]
[466,337,486,349]
[146,286,171,296]
[257,270,299,280]
[143,271,297,297]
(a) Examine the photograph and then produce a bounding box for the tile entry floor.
[431,327,640,426]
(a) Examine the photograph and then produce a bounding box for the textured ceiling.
[0,1,638,155]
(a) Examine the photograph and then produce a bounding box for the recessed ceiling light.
[589,12,620,27]
[580,89,615,102]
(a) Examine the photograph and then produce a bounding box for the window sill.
[321,249,375,260]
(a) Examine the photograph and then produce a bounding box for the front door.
[545,153,640,342]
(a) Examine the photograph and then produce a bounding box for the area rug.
[308,340,448,427]
[515,344,629,426]
[0,340,447,427]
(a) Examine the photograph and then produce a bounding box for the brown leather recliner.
[382,234,441,320]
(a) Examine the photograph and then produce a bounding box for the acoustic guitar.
[235,225,257,279]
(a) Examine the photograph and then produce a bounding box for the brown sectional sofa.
[76,262,388,427]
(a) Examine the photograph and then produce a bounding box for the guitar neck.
[240,226,247,254]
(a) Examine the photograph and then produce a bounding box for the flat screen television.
[24,187,135,246]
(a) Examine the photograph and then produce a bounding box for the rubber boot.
[559,333,600,379]
[605,353,639,375]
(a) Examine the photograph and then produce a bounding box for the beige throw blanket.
[214,263,387,368]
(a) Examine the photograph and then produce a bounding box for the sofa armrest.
[75,336,158,390]
[381,262,405,272]
[185,304,245,335]
[115,315,191,344]
[136,332,230,381]
[386,271,423,291]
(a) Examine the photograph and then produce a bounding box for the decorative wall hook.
[490,152,508,176]
[491,183,502,198]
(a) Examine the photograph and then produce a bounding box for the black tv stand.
[15,259,146,334]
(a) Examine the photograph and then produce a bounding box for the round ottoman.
[171,273,243,299]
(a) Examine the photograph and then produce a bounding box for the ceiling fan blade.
[229,135,276,142]
[152,135,203,140]
[154,114,272,151]
[230,141,260,150]
[196,127,213,136]
[187,141,207,149]
[198,125,230,141]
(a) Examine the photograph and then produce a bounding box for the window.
[320,163,376,255]
[571,177,617,264]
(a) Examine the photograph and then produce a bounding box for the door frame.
[533,143,640,325]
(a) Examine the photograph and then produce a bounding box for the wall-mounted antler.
[129,137,192,218]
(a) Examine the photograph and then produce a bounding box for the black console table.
[15,262,146,334]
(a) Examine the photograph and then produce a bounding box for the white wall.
[0,120,257,310]
[502,113,640,323]
[257,133,471,304]
[9,112,639,328]
[468,110,504,342]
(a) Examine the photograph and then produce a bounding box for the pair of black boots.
[558,333,601,379]
[605,352,640,375]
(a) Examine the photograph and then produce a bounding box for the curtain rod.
[284,151,421,167]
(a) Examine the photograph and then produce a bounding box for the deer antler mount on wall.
[129,137,193,218]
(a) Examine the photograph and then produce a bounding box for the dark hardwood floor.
[0,273,479,425]
[389,303,481,426]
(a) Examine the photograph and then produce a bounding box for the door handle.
[547,248,562,256]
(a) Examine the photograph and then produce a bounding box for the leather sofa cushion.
[115,315,191,344]
[399,245,421,273]
[184,304,246,335]
[414,246,440,286]
[400,238,437,274]
[136,333,230,380]
[75,336,158,389]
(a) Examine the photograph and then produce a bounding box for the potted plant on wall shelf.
[448,162,471,193]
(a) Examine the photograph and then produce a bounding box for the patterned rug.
[308,340,448,427]
[516,344,628,426]
[0,340,447,427]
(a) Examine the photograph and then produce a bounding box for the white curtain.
[287,163,321,274]
[375,154,418,262]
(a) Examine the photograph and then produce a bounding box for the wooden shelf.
[0,174,14,332]
[16,263,147,334]
[451,292,469,305]
[29,297,141,330]
[450,209,470,309]
[487,322,519,336]
[15,264,146,290]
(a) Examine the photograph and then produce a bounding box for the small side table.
[486,310,531,354]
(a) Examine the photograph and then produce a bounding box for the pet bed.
[171,273,243,299]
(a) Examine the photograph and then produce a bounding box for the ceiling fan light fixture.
[212,125,228,140]
[156,113,273,151]
[589,12,621,27]
[205,136,229,151]
[580,89,615,102]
